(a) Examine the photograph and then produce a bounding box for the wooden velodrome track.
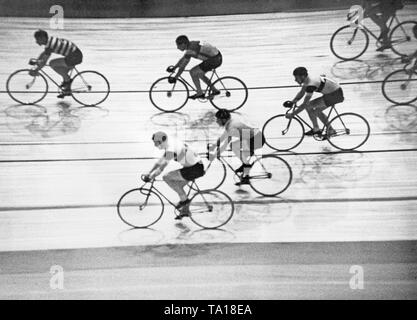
[0,6,416,299]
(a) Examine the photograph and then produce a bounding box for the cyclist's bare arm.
[35,50,51,71]
[293,92,313,115]
[174,55,192,78]
[148,158,168,179]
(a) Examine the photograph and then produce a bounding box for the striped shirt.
[45,36,78,56]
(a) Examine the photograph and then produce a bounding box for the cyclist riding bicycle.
[167,35,222,100]
[362,0,404,51]
[31,29,83,98]
[209,109,265,186]
[143,131,205,219]
[286,67,344,138]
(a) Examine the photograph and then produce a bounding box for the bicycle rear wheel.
[117,188,164,228]
[71,70,110,106]
[209,76,248,112]
[249,155,292,197]
[382,69,417,105]
[330,25,369,60]
[262,114,305,151]
[390,21,417,57]
[149,77,189,112]
[326,112,370,151]
[189,190,234,229]
[6,69,48,105]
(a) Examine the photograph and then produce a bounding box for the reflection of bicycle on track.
[117,174,234,229]
[262,101,370,151]
[330,10,417,60]
[198,144,292,197]
[6,59,110,106]
[149,66,248,112]
[382,57,417,105]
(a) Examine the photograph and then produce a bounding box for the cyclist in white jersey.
[167,35,222,100]
[209,109,265,186]
[143,131,205,219]
[287,67,344,137]
[31,29,83,98]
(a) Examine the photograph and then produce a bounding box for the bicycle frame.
[207,147,271,182]
[35,64,91,93]
[139,177,204,210]
[176,69,219,94]
[283,104,343,136]
[353,14,408,46]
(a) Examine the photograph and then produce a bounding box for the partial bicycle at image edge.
[330,12,417,61]
[382,58,417,105]
[6,59,110,106]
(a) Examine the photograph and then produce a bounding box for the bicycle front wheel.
[149,77,189,112]
[71,71,110,106]
[189,190,234,229]
[330,25,369,60]
[249,155,292,197]
[327,112,370,151]
[390,21,417,57]
[262,114,305,151]
[209,76,248,112]
[382,69,417,105]
[6,69,48,105]
[117,188,164,228]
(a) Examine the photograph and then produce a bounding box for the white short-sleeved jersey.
[302,75,340,95]
[160,140,201,167]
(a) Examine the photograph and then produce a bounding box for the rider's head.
[34,29,48,45]
[152,131,168,149]
[215,109,231,126]
[413,24,417,39]
[176,35,189,51]
[293,66,308,85]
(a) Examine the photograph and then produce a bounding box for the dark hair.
[215,109,231,121]
[34,29,48,40]
[176,35,189,45]
[413,24,417,35]
[293,66,308,77]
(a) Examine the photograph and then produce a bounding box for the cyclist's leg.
[311,97,334,132]
[49,58,71,83]
[317,88,345,133]
[190,66,205,96]
[306,98,321,132]
[196,54,223,93]
[163,170,189,202]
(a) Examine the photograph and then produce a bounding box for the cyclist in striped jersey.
[31,29,83,98]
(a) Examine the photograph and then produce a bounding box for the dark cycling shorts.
[199,53,222,72]
[179,162,205,181]
[65,48,83,67]
[249,132,265,156]
[323,88,344,107]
